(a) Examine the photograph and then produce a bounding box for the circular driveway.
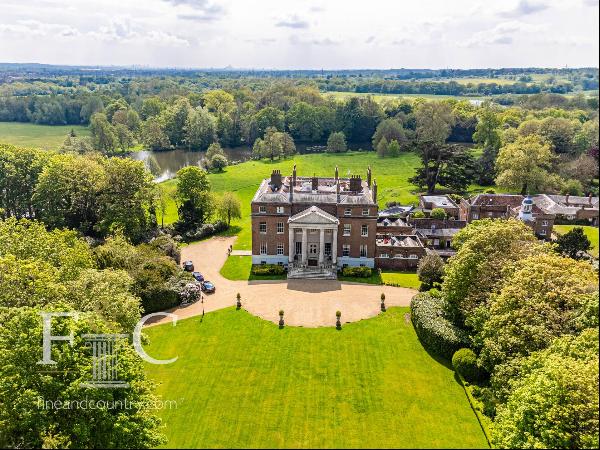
[147,236,417,328]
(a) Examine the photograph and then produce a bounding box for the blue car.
[192,271,204,282]
[201,280,215,293]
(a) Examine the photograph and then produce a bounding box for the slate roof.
[376,234,424,248]
[534,194,599,215]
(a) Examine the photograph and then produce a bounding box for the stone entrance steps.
[287,262,338,280]
[287,270,337,280]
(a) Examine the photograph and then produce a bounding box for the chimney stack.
[565,194,570,205]
[289,172,294,201]
[270,169,282,190]
[589,193,593,206]
[312,174,319,191]
[349,175,362,192]
[372,180,378,204]
[335,165,339,181]
[336,179,340,203]
[367,166,372,188]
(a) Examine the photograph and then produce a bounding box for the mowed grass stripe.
[144,307,488,448]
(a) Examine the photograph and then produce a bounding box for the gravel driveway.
[146,236,418,328]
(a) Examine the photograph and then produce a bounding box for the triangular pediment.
[288,206,339,225]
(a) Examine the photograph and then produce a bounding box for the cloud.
[499,0,549,17]
[462,21,544,47]
[88,20,189,46]
[275,14,310,29]
[289,35,340,46]
[0,19,80,38]
[164,0,225,21]
[177,13,220,22]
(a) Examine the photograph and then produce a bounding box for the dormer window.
[344,208,351,216]
[259,206,266,214]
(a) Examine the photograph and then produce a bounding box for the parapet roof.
[252,176,376,206]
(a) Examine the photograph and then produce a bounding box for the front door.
[308,243,318,259]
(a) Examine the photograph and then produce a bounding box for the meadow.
[0,122,89,149]
[144,307,488,449]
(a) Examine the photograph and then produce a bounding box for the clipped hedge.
[251,264,286,276]
[341,266,372,278]
[410,292,469,360]
[452,348,483,382]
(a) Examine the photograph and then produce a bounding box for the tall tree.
[184,107,217,151]
[218,192,242,225]
[495,134,554,195]
[89,113,118,154]
[326,131,347,153]
[473,105,502,185]
[163,98,193,147]
[175,166,213,228]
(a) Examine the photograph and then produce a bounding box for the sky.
[0,0,598,69]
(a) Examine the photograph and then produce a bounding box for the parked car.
[182,260,194,272]
[192,271,204,282]
[201,280,215,293]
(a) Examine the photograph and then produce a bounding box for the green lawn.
[338,270,421,289]
[144,307,488,448]
[220,255,287,281]
[554,225,599,258]
[158,151,422,249]
[0,122,90,150]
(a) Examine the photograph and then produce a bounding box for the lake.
[130,142,373,182]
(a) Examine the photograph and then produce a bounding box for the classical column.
[318,228,325,265]
[288,227,294,263]
[301,228,307,264]
[332,226,338,264]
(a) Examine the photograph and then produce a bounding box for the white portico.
[287,206,339,278]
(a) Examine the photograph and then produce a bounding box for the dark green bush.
[251,264,286,276]
[410,292,469,360]
[452,348,483,382]
[341,266,372,278]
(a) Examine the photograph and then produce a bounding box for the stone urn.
[279,310,285,328]
[336,310,342,330]
[236,293,242,310]
[380,293,386,312]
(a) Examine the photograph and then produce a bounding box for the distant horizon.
[1,61,598,71]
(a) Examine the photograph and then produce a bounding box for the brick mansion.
[251,167,599,279]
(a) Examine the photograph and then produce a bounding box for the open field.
[144,307,488,448]
[554,225,599,257]
[0,122,90,149]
